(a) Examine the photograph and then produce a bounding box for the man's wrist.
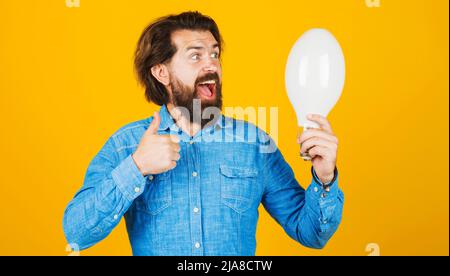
[319,173,334,184]
[131,153,147,177]
[312,167,338,187]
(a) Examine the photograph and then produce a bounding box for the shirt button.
[194,242,201,249]
[149,175,154,181]
[134,187,140,193]
[320,193,326,198]
[192,171,198,177]
[113,214,118,220]
[313,187,319,193]
[193,207,199,213]
[189,140,194,145]
[325,187,330,192]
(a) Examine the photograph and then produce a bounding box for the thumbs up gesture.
[132,112,181,176]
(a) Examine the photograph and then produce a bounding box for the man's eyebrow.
[185,43,220,52]
[185,46,204,52]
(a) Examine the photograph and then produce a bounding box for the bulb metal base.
[299,125,319,161]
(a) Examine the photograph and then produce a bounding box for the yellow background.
[0,0,448,256]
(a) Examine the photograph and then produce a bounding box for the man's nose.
[202,57,218,73]
[202,65,217,73]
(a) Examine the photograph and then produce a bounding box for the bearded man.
[63,11,344,256]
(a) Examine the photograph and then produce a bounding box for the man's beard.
[170,72,223,128]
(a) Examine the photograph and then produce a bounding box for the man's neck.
[166,103,202,137]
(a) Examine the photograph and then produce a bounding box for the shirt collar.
[157,104,175,131]
[156,104,233,132]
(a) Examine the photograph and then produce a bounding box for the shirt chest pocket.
[220,164,259,214]
[135,172,172,215]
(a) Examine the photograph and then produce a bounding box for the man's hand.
[132,112,181,176]
[297,114,338,184]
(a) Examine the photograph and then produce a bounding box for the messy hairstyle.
[134,11,223,105]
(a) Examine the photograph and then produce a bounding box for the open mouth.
[196,80,216,99]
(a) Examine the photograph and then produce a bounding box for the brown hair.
[134,11,223,106]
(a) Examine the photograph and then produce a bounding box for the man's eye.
[211,52,219,59]
[191,54,200,61]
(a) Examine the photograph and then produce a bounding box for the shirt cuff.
[311,166,338,186]
[308,167,339,201]
[111,155,146,202]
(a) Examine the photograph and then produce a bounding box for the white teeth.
[199,80,215,85]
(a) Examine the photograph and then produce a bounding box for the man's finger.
[308,145,331,159]
[300,137,336,155]
[172,143,181,152]
[169,135,180,143]
[171,152,181,161]
[298,129,338,145]
[168,161,177,170]
[159,135,180,144]
[147,112,161,134]
[307,114,333,134]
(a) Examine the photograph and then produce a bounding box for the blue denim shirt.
[63,105,344,256]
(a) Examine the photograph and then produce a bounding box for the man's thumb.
[147,112,161,134]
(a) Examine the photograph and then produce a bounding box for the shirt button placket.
[188,139,203,255]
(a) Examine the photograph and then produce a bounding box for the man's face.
[166,30,223,124]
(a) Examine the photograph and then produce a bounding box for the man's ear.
[150,64,170,86]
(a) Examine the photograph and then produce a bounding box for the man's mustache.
[195,73,220,86]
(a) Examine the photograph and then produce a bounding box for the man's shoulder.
[109,117,151,144]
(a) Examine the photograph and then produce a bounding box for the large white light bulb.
[285,28,346,160]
